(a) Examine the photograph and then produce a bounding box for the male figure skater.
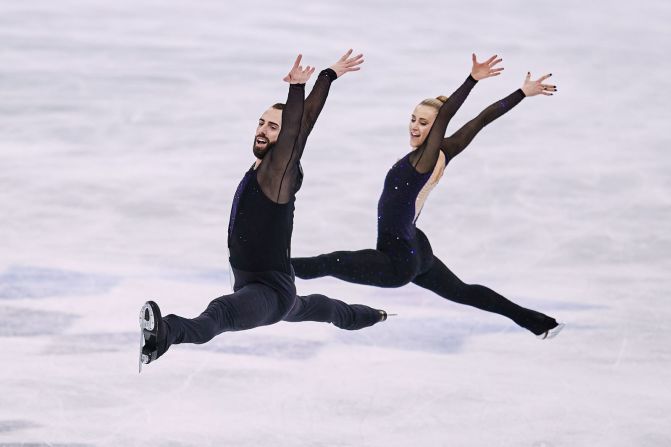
[139,51,387,371]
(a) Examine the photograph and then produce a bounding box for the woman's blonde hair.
[419,95,448,110]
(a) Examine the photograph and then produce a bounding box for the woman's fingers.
[340,49,353,61]
[489,58,503,67]
[480,67,504,78]
[537,73,552,82]
[348,54,364,64]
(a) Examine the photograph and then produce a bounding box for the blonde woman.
[293,54,563,339]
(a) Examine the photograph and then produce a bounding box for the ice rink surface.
[1,0,669,445]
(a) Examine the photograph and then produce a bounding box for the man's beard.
[252,139,275,159]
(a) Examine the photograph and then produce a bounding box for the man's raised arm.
[298,49,364,149]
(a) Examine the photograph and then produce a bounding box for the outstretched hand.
[471,53,504,80]
[329,49,364,78]
[283,54,316,84]
[521,72,557,97]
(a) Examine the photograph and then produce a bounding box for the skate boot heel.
[141,347,158,363]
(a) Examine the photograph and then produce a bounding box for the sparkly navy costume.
[161,70,383,349]
[293,75,559,335]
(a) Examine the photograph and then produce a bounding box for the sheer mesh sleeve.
[441,89,525,162]
[257,83,305,204]
[298,68,337,149]
[257,69,337,204]
[409,75,477,174]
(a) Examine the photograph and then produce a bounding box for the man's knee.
[278,293,298,320]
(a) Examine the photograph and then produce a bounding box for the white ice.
[1,0,669,446]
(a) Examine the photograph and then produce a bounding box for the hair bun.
[436,95,448,103]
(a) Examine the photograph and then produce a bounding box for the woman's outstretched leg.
[283,293,386,330]
[412,256,558,335]
[293,248,407,287]
[293,239,423,289]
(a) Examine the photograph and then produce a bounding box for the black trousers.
[163,267,381,347]
[292,229,557,335]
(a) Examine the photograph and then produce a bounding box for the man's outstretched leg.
[139,283,294,370]
[283,293,387,330]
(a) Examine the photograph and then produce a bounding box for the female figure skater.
[292,54,564,339]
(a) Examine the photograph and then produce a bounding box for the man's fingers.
[292,54,302,70]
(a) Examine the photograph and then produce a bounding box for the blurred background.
[1,0,669,446]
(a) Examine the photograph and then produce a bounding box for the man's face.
[253,107,282,159]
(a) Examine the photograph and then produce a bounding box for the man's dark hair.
[271,103,285,110]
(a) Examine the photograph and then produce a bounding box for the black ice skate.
[537,322,565,340]
[519,310,564,340]
[138,300,168,373]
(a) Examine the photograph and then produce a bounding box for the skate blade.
[138,330,144,374]
[537,323,565,340]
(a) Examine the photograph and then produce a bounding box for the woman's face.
[409,104,438,148]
